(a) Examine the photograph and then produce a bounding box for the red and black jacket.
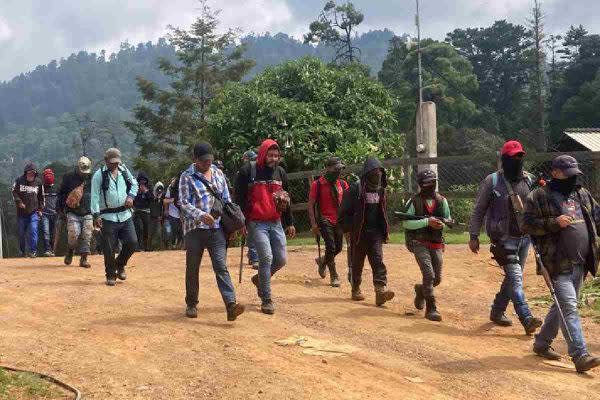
[234,139,294,227]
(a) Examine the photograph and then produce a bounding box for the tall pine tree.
[126,0,254,178]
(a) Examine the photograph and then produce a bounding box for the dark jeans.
[412,242,443,297]
[149,217,162,251]
[133,210,151,251]
[41,213,56,252]
[491,236,533,324]
[101,218,138,279]
[18,213,39,255]
[165,216,183,248]
[319,219,343,277]
[351,231,387,288]
[185,228,236,307]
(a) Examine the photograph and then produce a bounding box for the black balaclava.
[420,184,436,198]
[501,155,524,181]
[365,169,382,192]
[324,170,340,184]
[550,175,580,196]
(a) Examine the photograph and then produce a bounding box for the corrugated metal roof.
[564,128,600,151]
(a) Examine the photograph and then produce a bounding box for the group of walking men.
[11,137,600,372]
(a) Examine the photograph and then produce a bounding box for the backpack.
[101,166,133,208]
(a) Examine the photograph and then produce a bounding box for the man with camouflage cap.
[524,155,600,373]
[91,148,139,286]
[58,156,94,268]
[403,169,450,322]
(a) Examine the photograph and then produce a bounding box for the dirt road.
[1,245,600,399]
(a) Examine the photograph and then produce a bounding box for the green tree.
[125,1,254,179]
[527,0,547,150]
[304,1,365,65]
[446,21,532,136]
[560,70,600,128]
[379,37,479,132]
[206,57,399,172]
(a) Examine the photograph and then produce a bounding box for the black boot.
[64,249,74,266]
[425,296,442,322]
[79,253,91,268]
[414,284,425,310]
[328,263,340,287]
[316,257,326,278]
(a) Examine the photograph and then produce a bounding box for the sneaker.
[533,345,561,361]
[186,306,198,319]
[26,252,37,258]
[524,317,543,335]
[316,257,326,279]
[226,303,245,321]
[490,311,513,327]
[351,287,365,301]
[44,251,55,257]
[330,275,341,288]
[106,278,117,286]
[414,284,425,310]
[251,274,263,298]
[575,355,600,373]
[64,250,74,266]
[261,299,275,315]
[375,286,395,307]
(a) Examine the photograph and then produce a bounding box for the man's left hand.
[125,197,134,209]
[286,226,296,238]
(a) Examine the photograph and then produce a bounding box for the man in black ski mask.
[469,140,542,336]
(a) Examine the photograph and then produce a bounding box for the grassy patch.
[0,368,64,399]
[531,278,600,324]
[288,231,490,247]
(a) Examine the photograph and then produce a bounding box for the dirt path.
[2,245,600,399]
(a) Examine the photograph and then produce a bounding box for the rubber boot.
[414,284,425,310]
[375,285,395,307]
[316,257,327,278]
[64,249,74,266]
[425,296,442,322]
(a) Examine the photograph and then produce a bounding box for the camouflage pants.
[66,213,93,254]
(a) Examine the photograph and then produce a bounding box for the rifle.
[316,234,322,265]
[53,213,65,254]
[394,212,459,229]
[239,235,246,284]
[531,239,573,342]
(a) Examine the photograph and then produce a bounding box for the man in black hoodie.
[133,172,154,251]
[57,157,93,268]
[339,156,395,306]
[12,162,45,258]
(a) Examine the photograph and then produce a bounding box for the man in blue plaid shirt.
[178,142,245,322]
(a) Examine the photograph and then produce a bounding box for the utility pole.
[416,0,424,150]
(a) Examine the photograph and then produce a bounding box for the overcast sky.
[0,0,598,81]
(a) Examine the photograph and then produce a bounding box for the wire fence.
[287,151,600,232]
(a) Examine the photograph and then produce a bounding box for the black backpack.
[101,166,133,208]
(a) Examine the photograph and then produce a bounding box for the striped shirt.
[178,164,231,235]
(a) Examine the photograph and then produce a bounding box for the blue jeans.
[41,213,56,252]
[247,235,259,264]
[535,263,588,361]
[248,221,287,301]
[491,236,534,324]
[185,228,236,306]
[18,213,39,255]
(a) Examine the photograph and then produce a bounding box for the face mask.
[420,185,436,197]
[501,155,524,181]
[324,171,340,183]
[550,175,578,195]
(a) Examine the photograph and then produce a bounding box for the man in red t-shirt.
[308,157,349,287]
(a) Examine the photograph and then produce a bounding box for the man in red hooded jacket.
[235,139,296,315]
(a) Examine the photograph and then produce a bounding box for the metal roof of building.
[564,128,600,151]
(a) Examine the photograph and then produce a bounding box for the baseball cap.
[193,143,214,161]
[104,148,122,164]
[417,169,437,184]
[325,156,345,170]
[501,140,526,157]
[552,155,583,177]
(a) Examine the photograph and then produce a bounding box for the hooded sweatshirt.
[234,139,294,227]
[338,157,389,243]
[150,182,165,218]
[134,172,154,211]
[12,163,45,217]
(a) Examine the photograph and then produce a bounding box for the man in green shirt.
[403,169,450,322]
[91,148,139,286]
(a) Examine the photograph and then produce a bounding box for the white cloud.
[0,18,12,42]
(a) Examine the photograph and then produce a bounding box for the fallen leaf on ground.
[405,377,424,383]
